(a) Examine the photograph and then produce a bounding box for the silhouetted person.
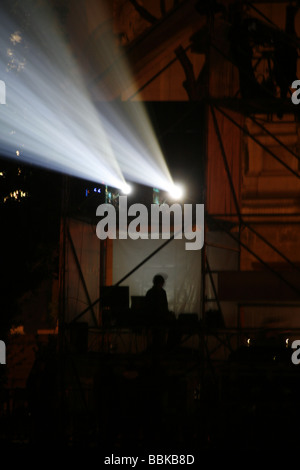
[145,274,169,356]
[146,275,168,320]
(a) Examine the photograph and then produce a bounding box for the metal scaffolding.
[55,0,300,448]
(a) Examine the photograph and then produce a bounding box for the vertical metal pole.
[58,174,69,444]
[58,175,68,358]
[99,239,107,328]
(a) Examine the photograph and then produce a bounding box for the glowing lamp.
[168,184,184,200]
[121,183,132,195]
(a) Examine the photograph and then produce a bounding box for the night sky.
[0,158,61,329]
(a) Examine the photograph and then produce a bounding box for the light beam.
[0,1,175,194]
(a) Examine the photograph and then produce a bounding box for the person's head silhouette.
[153,274,165,289]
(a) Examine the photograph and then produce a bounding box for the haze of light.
[0,0,174,193]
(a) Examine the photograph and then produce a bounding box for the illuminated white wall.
[65,217,101,325]
[112,237,202,316]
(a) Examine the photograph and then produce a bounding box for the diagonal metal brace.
[67,226,98,327]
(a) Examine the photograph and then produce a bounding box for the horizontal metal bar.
[207,213,300,217]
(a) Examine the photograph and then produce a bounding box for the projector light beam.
[0,1,175,195]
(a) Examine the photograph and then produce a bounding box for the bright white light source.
[121,183,132,195]
[0,3,174,194]
[168,184,184,200]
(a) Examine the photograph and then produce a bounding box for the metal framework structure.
[56,0,300,448]
[58,0,300,363]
